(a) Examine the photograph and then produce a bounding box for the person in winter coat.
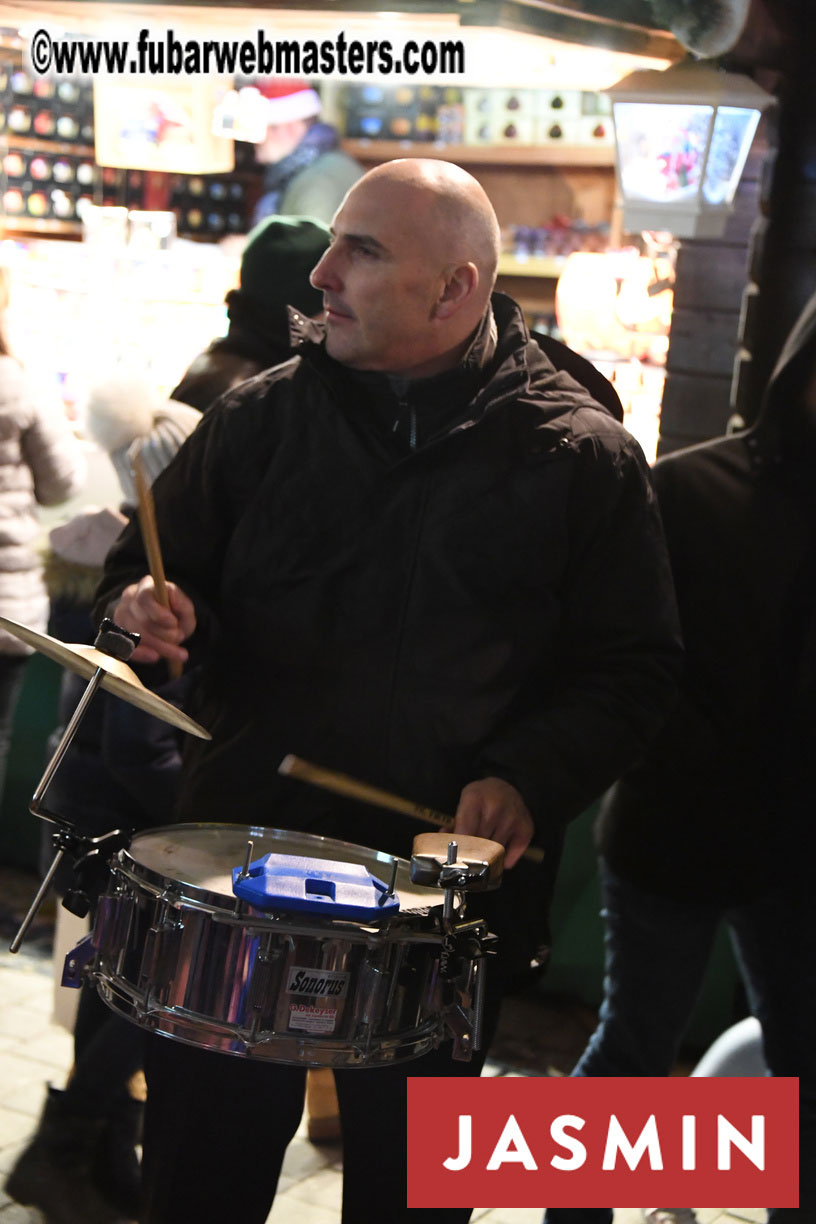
[94,159,682,1224]
[542,287,816,1224]
[249,80,362,226]
[170,214,331,412]
[5,387,201,1224]
[0,265,84,818]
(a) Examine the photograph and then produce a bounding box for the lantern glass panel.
[613,101,714,204]
[703,106,761,204]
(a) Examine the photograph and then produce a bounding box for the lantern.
[605,59,773,239]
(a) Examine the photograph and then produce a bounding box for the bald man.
[95,160,681,1224]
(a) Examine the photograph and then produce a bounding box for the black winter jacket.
[597,289,816,903]
[97,294,681,972]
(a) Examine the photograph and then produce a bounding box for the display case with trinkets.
[0,36,100,233]
[342,84,464,144]
[339,84,612,153]
[167,138,259,239]
[170,171,249,238]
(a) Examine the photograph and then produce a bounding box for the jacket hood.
[752,287,816,452]
[483,294,625,436]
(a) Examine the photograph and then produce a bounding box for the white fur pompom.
[85,374,161,453]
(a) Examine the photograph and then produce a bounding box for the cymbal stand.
[9,620,140,953]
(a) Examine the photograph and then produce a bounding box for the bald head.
[310,158,502,379]
[357,159,501,302]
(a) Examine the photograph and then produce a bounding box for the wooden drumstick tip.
[278,754,296,776]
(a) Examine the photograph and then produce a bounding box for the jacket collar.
[290,296,527,450]
[290,292,523,401]
[288,297,498,367]
[288,292,622,450]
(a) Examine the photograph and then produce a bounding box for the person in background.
[0,264,85,825]
[5,383,201,1224]
[170,214,331,412]
[250,79,362,225]
[94,158,681,1224]
[542,287,816,1224]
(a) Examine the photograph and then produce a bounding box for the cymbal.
[0,615,211,740]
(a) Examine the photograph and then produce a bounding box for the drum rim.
[117,821,440,914]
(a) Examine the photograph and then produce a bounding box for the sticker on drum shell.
[286,966,350,1034]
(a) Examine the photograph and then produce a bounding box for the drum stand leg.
[10,621,142,954]
[9,665,130,954]
[9,849,67,953]
[8,667,106,953]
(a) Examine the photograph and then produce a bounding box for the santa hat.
[256,79,322,125]
[212,79,322,142]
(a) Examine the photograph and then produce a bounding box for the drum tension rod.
[442,840,458,924]
[377,858,399,906]
[238,840,255,880]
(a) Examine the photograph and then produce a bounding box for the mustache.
[323,297,355,319]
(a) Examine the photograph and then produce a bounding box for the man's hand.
[111,576,196,665]
[453,777,535,869]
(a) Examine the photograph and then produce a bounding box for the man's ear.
[434,262,479,320]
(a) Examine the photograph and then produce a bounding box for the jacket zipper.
[382,470,431,778]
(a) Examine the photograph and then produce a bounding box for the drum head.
[122,823,442,913]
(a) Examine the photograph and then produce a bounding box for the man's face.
[309,178,451,378]
[255,119,306,165]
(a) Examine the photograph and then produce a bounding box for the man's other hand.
[454,777,535,868]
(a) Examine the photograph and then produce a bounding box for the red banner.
[407,1076,798,1208]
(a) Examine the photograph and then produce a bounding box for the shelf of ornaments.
[340,139,615,168]
[1,135,95,158]
[497,253,577,279]
[0,216,83,237]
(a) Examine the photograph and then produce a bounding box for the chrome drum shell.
[90,823,456,1068]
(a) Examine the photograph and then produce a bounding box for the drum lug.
[92,890,136,981]
[470,950,488,1053]
[244,937,287,1032]
[140,902,184,1002]
[153,895,185,941]
[353,957,389,1027]
[443,1003,476,1061]
[438,919,493,1060]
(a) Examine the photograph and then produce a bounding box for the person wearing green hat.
[171,214,331,413]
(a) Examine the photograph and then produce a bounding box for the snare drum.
[90,823,470,1068]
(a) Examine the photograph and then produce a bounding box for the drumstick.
[130,452,182,681]
[278,754,545,865]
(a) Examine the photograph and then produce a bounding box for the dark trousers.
[544,860,816,1224]
[141,994,502,1224]
[64,982,144,1119]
